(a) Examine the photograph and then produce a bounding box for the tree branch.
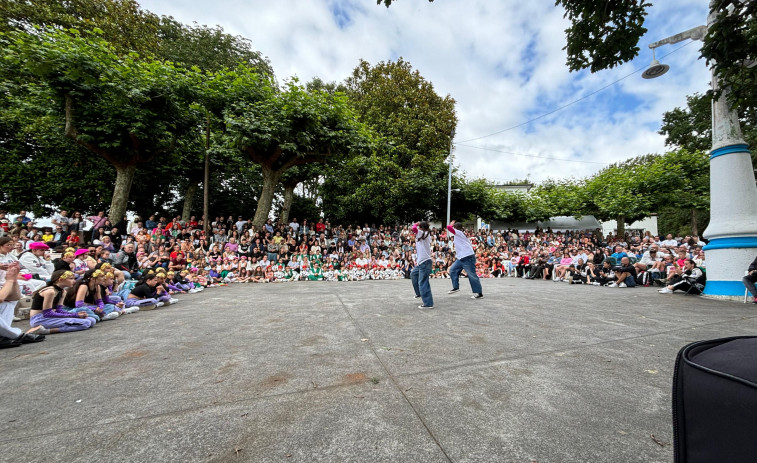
[64,93,123,167]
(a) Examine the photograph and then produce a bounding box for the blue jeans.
[411,259,433,307]
[449,255,483,294]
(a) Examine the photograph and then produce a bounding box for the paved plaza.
[2,277,756,462]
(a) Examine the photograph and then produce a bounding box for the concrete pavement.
[2,277,756,462]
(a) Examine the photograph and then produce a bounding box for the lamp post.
[644,2,756,298]
[446,129,455,226]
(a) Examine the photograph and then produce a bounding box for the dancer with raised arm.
[411,221,434,309]
[447,220,483,299]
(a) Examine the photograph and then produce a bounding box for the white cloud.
[138,0,712,184]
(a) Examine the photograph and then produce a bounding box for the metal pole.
[446,129,455,226]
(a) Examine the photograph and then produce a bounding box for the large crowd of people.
[0,208,713,348]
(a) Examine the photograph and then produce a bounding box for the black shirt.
[130,283,155,299]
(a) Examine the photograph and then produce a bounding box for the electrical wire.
[455,142,611,165]
[454,41,696,144]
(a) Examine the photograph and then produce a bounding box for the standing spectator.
[145,215,157,231]
[235,216,247,233]
[289,218,299,235]
[52,210,71,233]
[88,211,107,242]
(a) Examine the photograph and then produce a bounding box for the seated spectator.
[29,270,95,334]
[52,251,75,272]
[659,259,704,294]
[743,255,757,303]
[66,230,81,247]
[125,271,161,310]
[0,261,47,347]
[19,242,55,282]
[608,256,637,288]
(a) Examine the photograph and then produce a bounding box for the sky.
[137,0,711,185]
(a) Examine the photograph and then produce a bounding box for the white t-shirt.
[415,229,432,265]
[450,228,474,259]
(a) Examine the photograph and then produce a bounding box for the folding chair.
[684,273,707,296]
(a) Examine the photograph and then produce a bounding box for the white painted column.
[701,4,757,298]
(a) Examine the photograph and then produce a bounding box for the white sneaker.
[188,288,200,294]
[592,282,601,286]
[168,298,179,305]
[608,282,618,288]
[122,306,139,314]
[103,311,120,320]
[658,288,673,294]
[618,283,627,288]
[156,302,165,308]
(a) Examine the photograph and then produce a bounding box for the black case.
[673,336,757,462]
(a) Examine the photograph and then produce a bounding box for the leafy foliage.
[702,0,757,114]
[321,58,457,224]
[155,16,273,75]
[0,0,160,55]
[556,0,652,72]
[225,79,372,228]
[660,92,757,158]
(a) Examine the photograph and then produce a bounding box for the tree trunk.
[252,166,282,229]
[279,182,297,225]
[616,215,626,240]
[691,209,698,236]
[109,164,137,223]
[182,182,199,222]
[203,114,211,236]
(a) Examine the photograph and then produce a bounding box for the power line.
[455,41,696,144]
[455,142,611,165]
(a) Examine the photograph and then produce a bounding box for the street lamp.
[446,129,455,226]
[643,4,757,298]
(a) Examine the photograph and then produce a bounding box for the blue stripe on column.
[704,280,748,297]
[703,236,757,251]
[710,144,750,159]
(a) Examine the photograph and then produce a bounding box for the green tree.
[660,92,757,158]
[0,29,204,222]
[0,0,160,55]
[322,58,457,224]
[645,149,710,236]
[582,156,658,237]
[225,80,371,229]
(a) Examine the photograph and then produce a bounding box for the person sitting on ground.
[608,256,637,288]
[0,261,47,348]
[659,259,704,294]
[29,269,96,334]
[125,270,161,310]
[742,254,757,304]
[65,269,120,321]
[52,250,75,272]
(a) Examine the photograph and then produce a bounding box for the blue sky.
[137,0,712,184]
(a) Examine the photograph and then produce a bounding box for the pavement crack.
[335,293,455,463]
